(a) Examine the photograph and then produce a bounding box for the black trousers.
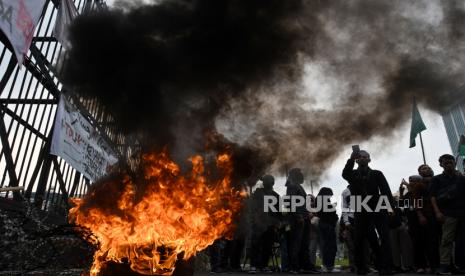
[354,211,392,272]
[208,237,245,270]
[222,237,245,269]
[289,214,314,271]
[250,226,276,268]
[408,213,440,269]
[455,221,465,269]
[319,221,337,268]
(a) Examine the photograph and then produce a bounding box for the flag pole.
[419,132,426,165]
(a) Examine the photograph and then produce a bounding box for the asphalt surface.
[194,273,422,276]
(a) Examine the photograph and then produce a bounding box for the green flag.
[409,100,427,148]
[458,135,465,156]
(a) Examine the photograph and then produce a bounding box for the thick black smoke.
[63,0,465,182]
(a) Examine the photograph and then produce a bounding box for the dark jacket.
[286,183,309,215]
[317,197,339,226]
[342,159,394,210]
[429,172,465,218]
[251,188,281,232]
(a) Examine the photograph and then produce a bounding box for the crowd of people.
[208,151,465,275]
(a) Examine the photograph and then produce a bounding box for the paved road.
[0,270,430,276]
[194,273,421,276]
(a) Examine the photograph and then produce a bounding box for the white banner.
[51,96,118,182]
[0,0,46,64]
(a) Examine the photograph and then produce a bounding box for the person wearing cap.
[342,150,394,275]
[430,154,465,275]
[286,168,320,274]
[248,175,281,274]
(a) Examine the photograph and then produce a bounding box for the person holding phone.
[342,148,394,275]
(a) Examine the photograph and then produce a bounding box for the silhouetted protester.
[415,164,440,273]
[389,184,413,273]
[430,154,465,275]
[286,168,320,274]
[402,171,439,274]
[316,187,340,273]
[341,186,356,272]
[342,150,394,275]
[249,175,281,274]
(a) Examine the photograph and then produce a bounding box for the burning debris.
[69,148,245,275]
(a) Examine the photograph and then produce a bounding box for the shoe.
[322,266,341,273]
[260,267,273,273]
[289,270,299,274]
[416,268,425,274]
[248,267,257,274]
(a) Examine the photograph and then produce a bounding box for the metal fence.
[0,0,135,215]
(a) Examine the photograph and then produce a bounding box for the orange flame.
[69,149,244,275]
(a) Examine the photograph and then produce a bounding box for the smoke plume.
[63,0,465,181]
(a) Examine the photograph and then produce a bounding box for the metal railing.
[0,0,137,215]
